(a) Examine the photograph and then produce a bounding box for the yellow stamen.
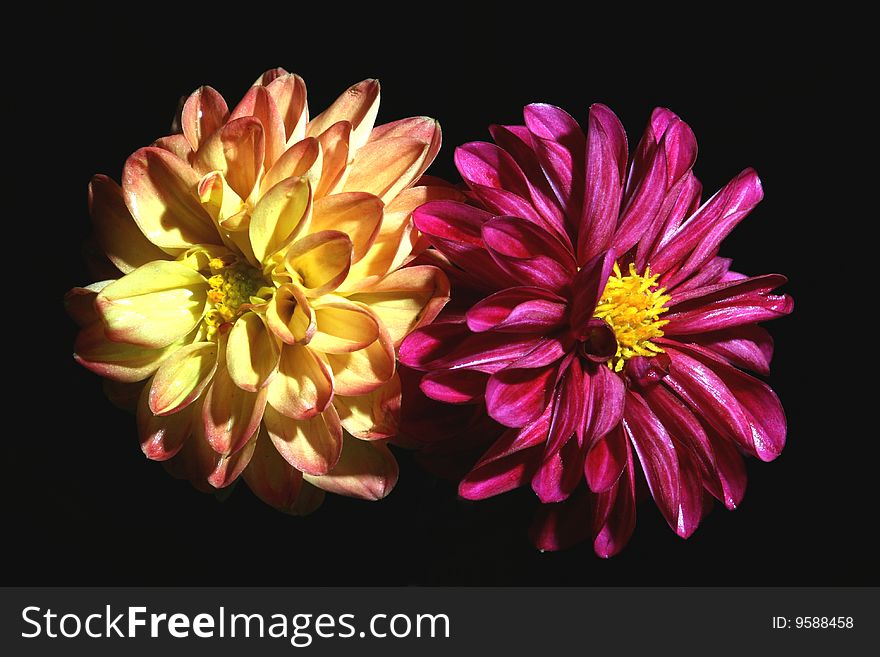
[203,261,266,340]
[593,262,671,372]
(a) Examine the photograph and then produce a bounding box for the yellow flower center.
[204,257,269,340]
[593,262,671,372]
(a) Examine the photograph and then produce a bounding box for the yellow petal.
[261,137,322,195]
[333,374,401,440]
[284,230,352,297]
[265,73,309,146]
[65,281,111,327]
[138,383,193,460]
[181,85,229,151]
[230,85,286,169]
[314,121,351,198]
[342,137,428,204]
[201,356,268,456]
[226,312,280,392]
[264,404,343,476]
[74,322,184,382]
[266,283,315,344]
[266,344,333,419]
[96,261,208,348]
[320,311,395,396]
[347,265,450,348]
[309,297,380,354]
[153,134,193,162]
[122,147,218,250]
[306,79,380,155]
[149,341,218,415]
[248,176,311,263]
[303,435,398,501]
[310,192,383,263]
[195,117,265,201]
[90,175,172,273]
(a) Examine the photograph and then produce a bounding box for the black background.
[13,8,869,585]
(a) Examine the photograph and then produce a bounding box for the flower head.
[400,103,793,555]
[67,68,455,512]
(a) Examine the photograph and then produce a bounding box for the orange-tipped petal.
[314,121,351,198]
[321,312,395,396]
[153,134,193,162]
[65,281,111,327]
[284,230,352,297]
[264,404,343,476]
[195,116,265,201]
[226,312,280,392]
[347,265,450,348]
[309,298,380,354]
[343,137,429,204]
[244,428,309,513]
[266,283,315,344]
[138,383,193,461]
[307,79,380,155]
[333,375,401,440]
[266,344,333,419]
[74,322,181,382]
[95,261,208,349]
[207,431,258,489]
[310,192,383,263]
[261,137,322,194]
[230,85,286,169]
[148,341,218,415]
[266,73,308,145]
[182,85,229,151]
[248,176,311,263]
[123,147,217,249]
[303,436,398,501]
[90,175,171,272]
[201,359,268,455]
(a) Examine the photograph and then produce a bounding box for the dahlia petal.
[419,369,488,404]
[310,298,380,354]
[583,358,626,444]
[122,147,217,249]
[343,136,430,204]
[523,103,586,222]
[90,175,170,273]
[261,137,322,194]
[455,141,533,201]
[668,342,786,461]
[481,216,576,292]
[511,337,569,369]
[196,117,266,202]
[182,85,229,151]
[284,230,352,297]
[531,438,584,503]
[468,185,545,228]
[303,435,398,501]
[459,444,543,500]
[230,85,286,169]
[333,375,401,440]
[266,283,315,345]
[306,192,384,265]
[243,428,306,514]
[570,250,616,335]
[248,175,311,263]
[592,449,637,558]
[95,261,208,349]
[637,172,702,271]
[578,103,628,264]
[307,79,380,155]
[267,343,333,420]
[322,316,395,396]
[226,312,280,392]
[687,326,774,376]
[314,121,351,198]
[137,383,192,461]
[585,424,628,493]
[466,286,568,334]
[73,322,181,382]
[266,73,308,145]
[206,431,258,489]
[624,390,703,538]
[265,403,342,476]
[65,281,110,327]
[344,265,450,348]
[485,362,557,428]
[201,362,268,455]
[668,254,731,293]
[148,341,218,415]
[614,132,668,256]
[367,116,441,157]
[153,134,193,162]
[529,489,593,551]
[543,358,586,456]
[653,169,764,287]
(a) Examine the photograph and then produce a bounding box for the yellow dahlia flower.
[66,68,456,513]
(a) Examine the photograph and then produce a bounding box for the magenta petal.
[481,216,576,292]
[592,445,637,558]
[669,255,731,293]
[584,423,628,492]
[469,184,548,230]
[653,168,764,287]
[543,358,586,457]
[686,326,774,376]
[636,172,702,272]
[485,362,557,428]
[419,369,488,404]
[529,490,592,551]
[624,390,703,538]
[578,103,627,264]
[455,141,534,200]
[523,104,586,217]
[511,337,570,369]
[570,250,616,334]
[584,364,626,445]
[531,438,584,503]
[475,404,553,467]
[466,286,568,333]
[459,444,543,500]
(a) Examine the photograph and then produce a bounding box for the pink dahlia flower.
[400,104,793,556]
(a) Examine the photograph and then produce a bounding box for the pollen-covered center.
[204,257,269,340]
[593,262,671,372]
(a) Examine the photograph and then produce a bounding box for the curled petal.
[95,261,208,349]
[266,283,315,344]
[585,424,628,493]
[65,281,110,327]
[226,312,280,391]
[333,375,401,440]
[261,137,322,194]
[420,369,488,404]
[583,363,626,444]
[310,298,380,354]
[137,383,193,460]
[182,85,229,151]
[485,362,557,428]
[322,313,395,396]
[267,344,334,420]
[303,435,399,501]
[230,85,286,169]
[148,341,218,415]
[266,73,308,145]
[265,403,343,476]
[310,192,383,263]
[196,117,265,201]
[248,176,311,263]
[307,78,380,154]
[466,286,568,334]
[284,230,352,297]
